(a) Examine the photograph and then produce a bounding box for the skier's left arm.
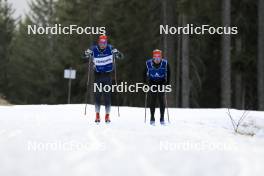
[112,48,124,60]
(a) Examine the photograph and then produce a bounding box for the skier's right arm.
[82,48,93,63]
[143,67,149,85]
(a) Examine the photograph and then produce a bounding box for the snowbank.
[0,105,263,176]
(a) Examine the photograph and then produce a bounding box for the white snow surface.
[0,105,264,176]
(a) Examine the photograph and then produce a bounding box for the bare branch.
[226,108,249,133]
[227,109,236,131]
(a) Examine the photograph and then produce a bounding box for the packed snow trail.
[0,105,264,176]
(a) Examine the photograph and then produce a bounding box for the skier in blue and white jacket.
[83,35,123,123]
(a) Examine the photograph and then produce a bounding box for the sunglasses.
[98,39,107,46]
[154,57,161,62]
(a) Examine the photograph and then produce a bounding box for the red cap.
[98,35,108,43]
[153,49,162,58]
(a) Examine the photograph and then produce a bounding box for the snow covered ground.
[0,105,264,176]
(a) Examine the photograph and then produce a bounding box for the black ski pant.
[94,73,112,114]
[149,91,165,122]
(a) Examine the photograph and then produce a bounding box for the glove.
[112,48,118,54]
[84,49,93,58]
[113,49,124,60]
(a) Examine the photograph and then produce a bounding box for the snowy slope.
[0,105,264,176]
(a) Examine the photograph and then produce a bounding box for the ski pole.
[144,91,148,123]
[84,57,92,115]
[114,55,120,117]
[165,92,170,123]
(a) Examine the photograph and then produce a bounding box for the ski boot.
[160,117,165,125]
[105,114,111,123]
[150,117,155,126]
[95,112,100,123]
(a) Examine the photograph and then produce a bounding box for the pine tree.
[221,0,232,107]
[8,0,57,103]
[0,0,15,96]
[258,0,264,110]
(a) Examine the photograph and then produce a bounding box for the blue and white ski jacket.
[146,59,168,82]
[90,44,114,73]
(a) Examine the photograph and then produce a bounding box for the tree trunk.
[258,0,264,110]
[162,0,168,58]
[181,13,190,108]
[234,73,243,109]
[88,0,94,104]
[162,0,176,107]
[234,37,245,109]
[176,14,182,107]
[221,0,232,108]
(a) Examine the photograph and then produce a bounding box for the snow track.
[0,105,264,176]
